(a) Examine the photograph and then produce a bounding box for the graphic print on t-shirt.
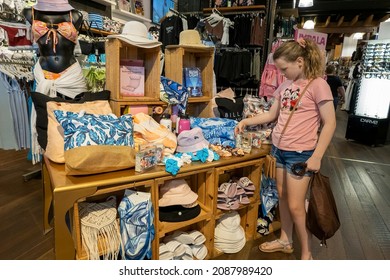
[281,87,301,112]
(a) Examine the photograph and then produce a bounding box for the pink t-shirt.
[272,77,333,151]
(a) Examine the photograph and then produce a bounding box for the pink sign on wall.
[294,29,328,50]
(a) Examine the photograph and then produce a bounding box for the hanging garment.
[118,189,155,260]
[31,61,87,163]
[0,73,18,150]
[79,196,123,260]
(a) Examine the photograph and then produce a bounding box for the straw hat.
[179,30,206,47]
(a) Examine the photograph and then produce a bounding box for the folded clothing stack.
[217,177,255,211]
[88,13,104,30]
[214,211,246,254]
[159,230,207,260]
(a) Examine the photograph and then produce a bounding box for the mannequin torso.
[23,8,83,73]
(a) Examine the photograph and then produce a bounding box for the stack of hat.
[214,211,246,253]
[159,179,200,222]
[217,177,255,211]
[159,229,207,260]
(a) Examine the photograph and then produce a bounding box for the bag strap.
[277,79,314,146]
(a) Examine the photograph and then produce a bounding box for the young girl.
[235,38,336,260]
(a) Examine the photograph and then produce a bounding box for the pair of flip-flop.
[163,230,206,245]
[237,177,256,195]
[160,230,208,260]
[217,181,251,210]
[159,241,192,260]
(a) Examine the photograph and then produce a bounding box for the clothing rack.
[203,5,266,16]
[0,57,34,66]
[169,8,187,19]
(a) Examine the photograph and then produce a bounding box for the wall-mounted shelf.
[91,0,116,6]
[112,8,152,24]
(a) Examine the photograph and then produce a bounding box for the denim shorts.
[271,145,314,177]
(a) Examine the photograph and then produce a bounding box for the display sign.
[294,29,328,50]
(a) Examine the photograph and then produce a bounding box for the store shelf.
[158,202,213,239]
[91,0,117,6]
[112,8,151,24]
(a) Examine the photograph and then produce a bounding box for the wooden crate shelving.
[105,38,161,102]
[155,168,215,259]
[164,45,214,117]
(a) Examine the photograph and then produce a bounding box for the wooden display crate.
[214,158,264,252]
[72,180,158,260]
[164,45,214,118]
[110,100,166,117]
[155,169,215,259]
[105,38,161,101]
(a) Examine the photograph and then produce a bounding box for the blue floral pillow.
[54,110,134,151]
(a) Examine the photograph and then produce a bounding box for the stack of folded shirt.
[214,211,246,253]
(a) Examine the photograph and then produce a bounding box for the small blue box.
[183,67,203,97]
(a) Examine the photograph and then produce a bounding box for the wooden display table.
[42,146,270,260]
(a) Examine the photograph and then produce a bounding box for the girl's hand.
[234,120,246,135]
[305,155,322,173]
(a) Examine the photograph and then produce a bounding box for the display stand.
[345,39,390,146]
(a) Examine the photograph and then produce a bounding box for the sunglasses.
[291,162,307,176]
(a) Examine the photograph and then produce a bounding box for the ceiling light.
[303,19,315,29]
[298,0,314,8]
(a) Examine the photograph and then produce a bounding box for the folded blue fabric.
[191,117,237,147]
[160,76,189,115]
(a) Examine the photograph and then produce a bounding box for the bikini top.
[31,8,78,53]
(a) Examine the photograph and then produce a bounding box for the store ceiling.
[275,0,390,42]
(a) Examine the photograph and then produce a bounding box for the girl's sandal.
[259,239,294,254]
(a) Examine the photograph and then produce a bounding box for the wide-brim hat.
[159,204,201,222]
[33,0,74,12]
[179,30,207,48]
[108,21,161,49]
[159,179,198,207]
[176,127,209,153]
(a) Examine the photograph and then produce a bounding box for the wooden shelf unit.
[212,158,264,257]
[105,38,161,103]
[164,45,214,118]
[72,179,158,260]
[155,168,215,259]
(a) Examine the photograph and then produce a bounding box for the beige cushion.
[45,101,113,163]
